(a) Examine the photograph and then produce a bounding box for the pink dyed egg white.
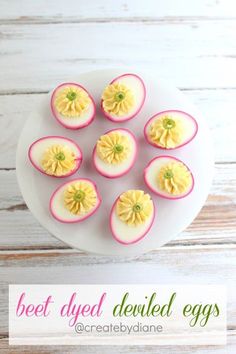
[93,128,137,178]
[51,83,96,129]
[101,74,146,122]
[144,110,198,150]
[28,136,82,178]
[50,178,101,223]
[144,156,194,200]
[110,191,155,245]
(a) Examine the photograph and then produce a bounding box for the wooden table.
[0,1,236,352]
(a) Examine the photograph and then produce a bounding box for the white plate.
[16,69,214,256]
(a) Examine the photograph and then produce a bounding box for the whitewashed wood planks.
[1,0,236,22]
[0,336,235,354]
[0,20,236,93]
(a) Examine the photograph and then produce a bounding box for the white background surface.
[16,69,213,255]
[0,1,236,353]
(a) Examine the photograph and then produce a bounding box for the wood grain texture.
[0,20,236,93]
[1,245,236,270]
[1,0,236,23]
[0,336,235,354]
[1,89,236,168]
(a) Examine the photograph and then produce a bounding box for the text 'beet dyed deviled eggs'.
[28,136,83,178]
[50,178,101,223]
[110,190,155,244]
[144,110,198,149]
[93,128,137,178]
[51,83,96,129]
[144,156,194,200]
[101,74,146,122]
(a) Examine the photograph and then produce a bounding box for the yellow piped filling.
[54,86,91,118]
[158,162,191,195]
[96,131,131,164]
[41,144,76,176]
[102,82,134,117]
[149,115,184,148]
[64,181,97,215]
[116,190,153,226]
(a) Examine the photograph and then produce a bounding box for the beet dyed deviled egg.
[28,136,82,178]
[93,128,137,178]
[144,156,194,200]
[50,178,101,223]
[144,110,198,149]
[101,74,146,122]
[51,83,96,129]
[110,190,155,245]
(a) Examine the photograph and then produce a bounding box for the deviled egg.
[144,156,194,199]
[144,110,198,149]
[101,73,146,122]
[51,82,96,129]
[93,128,137,178]
[28,136,82,178]
[50,178,101,223]
[110,189,155,245]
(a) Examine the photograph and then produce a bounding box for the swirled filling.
[54,86,91,118]
[158,162,191,195]
[96,131,131,164]
[102,82,134,116]
[41,144,76,176]
[64,181,97,215]
[149,115,184,148]
[116,190,153,226]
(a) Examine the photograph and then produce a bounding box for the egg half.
[93,128,137,178]
[101,73,146,122]
[28,136,83,178]
[51,82,96,129]
[144,110,198,150]
[110,189,155,245]
[50,178,101,223]
[144,156,194,199]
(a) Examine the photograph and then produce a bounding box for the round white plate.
[16,69,214,256]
